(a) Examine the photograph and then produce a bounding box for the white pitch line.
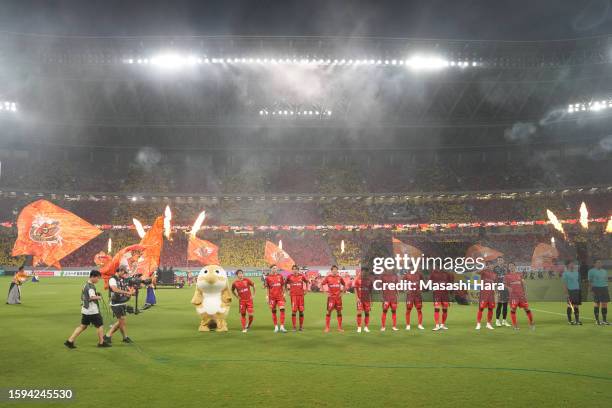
[530,308,594,321]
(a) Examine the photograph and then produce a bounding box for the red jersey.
[402,271,424,293]
[322,275,346,298]
[479,269,497,294]
[430,270,453,292]
[265,274,285,300]
[354,277,372,302]
[504,273,525,299]
[286,273,308,296]
[381,273,399,302]
[231,278,254,301]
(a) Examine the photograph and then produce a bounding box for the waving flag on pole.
[100,244,145,286]
[187,210,219,265]
[188,238,219,265]
[264,240,295,271]
[392,237,423,258]
[135,216,164,277]
[531,243,559,271]
[12,200,101,268]
[466,244,503,261]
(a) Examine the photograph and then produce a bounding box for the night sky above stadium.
[1,0,612,40]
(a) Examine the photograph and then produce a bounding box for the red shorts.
[291,295,305,312]
[434,301,450,308]
[268,298,286,309]
[383,301,398,311]
[239,299,254,314]
[511,298,529,309]
[327,297,342,312]
[406,295,423,309]
[479,292,495,308]
[356,299,371,312]
[433,292,450,303]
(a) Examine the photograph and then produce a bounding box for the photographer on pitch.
[103,266,134,344]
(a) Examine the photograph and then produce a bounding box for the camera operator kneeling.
[104,267,135,344]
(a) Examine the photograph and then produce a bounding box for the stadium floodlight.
[567,99,612,114]
[124,53,482,72]
[406,55,449,70]
[259,106,332,118]
[150,53,190,69]
[0,101,17,113]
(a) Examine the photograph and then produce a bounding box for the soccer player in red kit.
[231,269,255,333]
[322,265,347,332]
[402,269,425,330]
[285,264,308,331]
[264,264,287,333]
[430,269,453,331]
[476,264,497,330]
[354,268,372,333]
[504,262,535,330]
[380,270,399,331]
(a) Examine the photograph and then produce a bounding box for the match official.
[588,259,610,325]
[562,260,582,325]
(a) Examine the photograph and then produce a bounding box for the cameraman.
[103,267,134,344]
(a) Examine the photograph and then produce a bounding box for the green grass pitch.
[1,277,611,408]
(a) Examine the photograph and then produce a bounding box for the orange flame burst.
[164,205,172,240]
[579,202,589,230]
[546,209,566,237]
[189,211,206,239]
[133,218,146,239]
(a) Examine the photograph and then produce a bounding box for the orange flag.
[531,243,559,271]
[94,251,112,268]
[188,237,219,265]
[12,200,101,268]
[134,216,164,277]
[392,237,423,258]
[466,244,503,261]
[100,244,145,286]
[264,240,295,271]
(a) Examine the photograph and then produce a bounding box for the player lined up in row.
[233,260,609,333]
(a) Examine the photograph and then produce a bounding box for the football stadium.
[1,2,611,407]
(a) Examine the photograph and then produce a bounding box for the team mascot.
[191,265,232,332]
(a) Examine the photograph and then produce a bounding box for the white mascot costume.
[191,265,232,332]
